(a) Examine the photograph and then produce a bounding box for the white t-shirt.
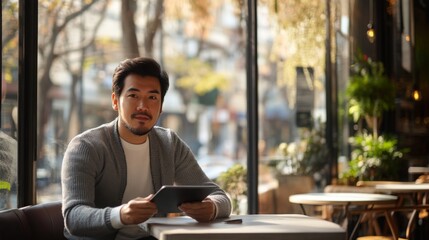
[111,137,153,239]
[121,137,153,202]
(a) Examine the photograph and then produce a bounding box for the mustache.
[131,112,152,119]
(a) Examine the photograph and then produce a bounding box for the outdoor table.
[374,183,429,239]
[289,192,398,240]
[142,214,346,240]
[375,183,429,194]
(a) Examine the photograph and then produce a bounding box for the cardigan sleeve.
[62,121,125,239]
[149,128,232,218]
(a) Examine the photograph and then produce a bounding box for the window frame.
[17,0,38,206]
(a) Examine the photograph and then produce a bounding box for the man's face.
[112,74,162,144]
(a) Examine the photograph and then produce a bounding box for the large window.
[35,0,248,203]
[2,0,349,213]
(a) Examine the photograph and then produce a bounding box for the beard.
[121,115,153,136]
[125,124,152,136]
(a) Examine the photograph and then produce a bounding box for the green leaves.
[174,57,229,96]
[269,121,328,176]
[216,164,247,214]
[346,51,395,120]
[343,133,406,182]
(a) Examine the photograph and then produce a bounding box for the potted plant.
[341,51,407,185]
[269,120,329,177]
[216,164,247,214]
[340,132,407,184]
[346,50,395,137]
[267,121,329,213]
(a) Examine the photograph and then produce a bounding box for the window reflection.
[1,0,19,210]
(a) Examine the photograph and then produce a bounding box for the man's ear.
[112,92,118,111]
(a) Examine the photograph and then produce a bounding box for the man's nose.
[136,100,147,111]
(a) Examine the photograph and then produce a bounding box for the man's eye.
[128,94,138,98]
[149,95,158,100]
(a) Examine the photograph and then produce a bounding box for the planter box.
[275,174,315,214]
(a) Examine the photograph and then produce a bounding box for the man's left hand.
[179,198,216,222]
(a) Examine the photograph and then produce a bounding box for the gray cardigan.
[61,119,231,239]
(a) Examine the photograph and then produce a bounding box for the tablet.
[150,185,217,213]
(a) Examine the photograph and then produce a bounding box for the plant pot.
[275,174,315,214]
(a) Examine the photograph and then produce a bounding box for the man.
[61,57,232,240]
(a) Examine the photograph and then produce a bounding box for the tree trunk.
[143,0,164,57]
[121,0,140,58]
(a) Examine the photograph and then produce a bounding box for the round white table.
[408,166,429,174]
[289,192,398,206]
[375,183,429,193]
[289,192,398,240]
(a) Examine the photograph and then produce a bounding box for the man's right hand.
[120,195,158,225]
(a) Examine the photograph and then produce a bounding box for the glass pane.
[335,1,351,181]
[37,0,247,213]
[1,0,19,210]
[257,0,328,214]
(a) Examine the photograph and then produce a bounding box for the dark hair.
[112,57,169,103]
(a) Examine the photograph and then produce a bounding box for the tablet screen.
[150,185,217,213]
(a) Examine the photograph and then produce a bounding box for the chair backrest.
[21,201,66,240]
[0,201,66,240]
[0,208,32,240]
[356,180,410,187]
